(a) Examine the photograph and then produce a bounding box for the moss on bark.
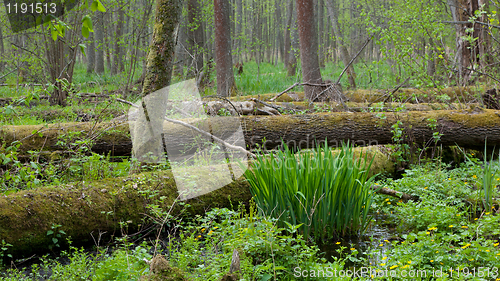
[0,169,251,258]
[3,109,500,156]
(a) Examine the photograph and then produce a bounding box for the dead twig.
[116,98,256,159]
[336,36,371,85]
[250,98,285,114]
[270,82,300,102]
[367,77,410,107]
[270,82,339,102]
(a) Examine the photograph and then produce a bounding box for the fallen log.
[1,109,499,156]
[269,101,476,112]
[235,86,483,104]
[0,169,252,259]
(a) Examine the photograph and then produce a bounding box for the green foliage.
[244,141,376,240]
[93,245,151,281]
[0,240,13,268]
[46,224,67,250]
[0,243,151,280]
[168,206,348,281]
[0,141,43,191]
[361,0,452,87]
[459,144,500,212]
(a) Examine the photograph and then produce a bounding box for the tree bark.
[44,11,81,106]
[3,109,500,156]
[86,32,96,74]
[111,7,125,75]
[296,0,323,101]
[284,0,293,70]
[137,0,182,162]
[104,11,112,71]
[447,0,480,85]
[214,0,237,97]
[95,11,105,74]
[173,14,187,77]
[0,25,4,73]
[274,0,283,65]
[325,0,356,89]
[287,7,299,77]
[234,0,243,63]
[317,0,324,67]
[187,0,205,80]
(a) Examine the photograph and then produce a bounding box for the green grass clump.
[244,141,376,240]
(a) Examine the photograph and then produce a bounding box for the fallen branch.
[250,98,285,114]
[335,36,372,85]
[116,98,256,159]
[371,185,420,202]
[270,82,338,102]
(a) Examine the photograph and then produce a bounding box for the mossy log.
[270,101,477,112]
[0,170,252,259]
[1,109,500,156]
[237,86,483,103]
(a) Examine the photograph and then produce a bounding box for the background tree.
[94,11,105,74]
[326,0,356,89]
[296,0,323,101]
[187,0,205,81]
[214,0,237,97]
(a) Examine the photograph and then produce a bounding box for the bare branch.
[116,98,256,159]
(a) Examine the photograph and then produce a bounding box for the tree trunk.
[173,14,187,77]
[274,0,283,65]
[296,0,323,101]
[284,0,293,70]
[318,0,324,67]
[44,11,81,106]
[187,0,205,80]
[95,11,105,74]
[104,11,112,71]
[325,0,356,89]
[234,0,243,63]
[111,7,125,75]
[214,0,237,97]
[287,11,299,77]
[4,109,500,156]
[86,32,96,74]
[0,25,4,73]
[137,0,182,162]
[447,0,480,85]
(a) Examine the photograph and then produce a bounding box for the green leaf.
[82,26,90,38]
[51,27,58,41]
[90,0,98,11]
[92,0,106,12]
[79,44,87,57]
[260,274,272,281]
[82,15,93,31]
[52,238,58,244]
[47,230,54,235]
[4,105,15,115]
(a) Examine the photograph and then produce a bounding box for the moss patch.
[0,169,251,259]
